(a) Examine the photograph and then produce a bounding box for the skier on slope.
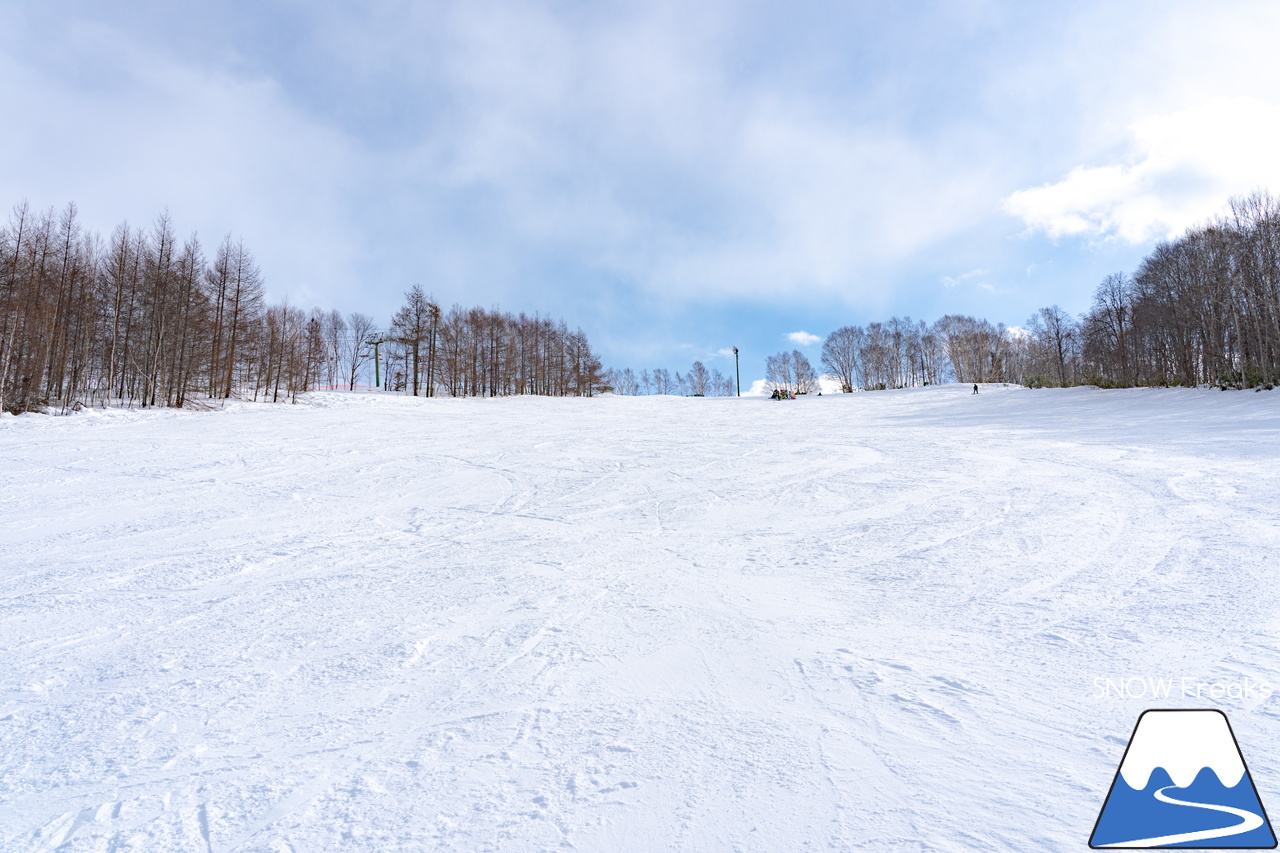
[972,384,979,394]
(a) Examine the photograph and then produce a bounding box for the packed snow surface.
[3,384,1280,852]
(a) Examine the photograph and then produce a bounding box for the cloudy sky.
[4,0,1280,381]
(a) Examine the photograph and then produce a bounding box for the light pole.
[733,346,740,396]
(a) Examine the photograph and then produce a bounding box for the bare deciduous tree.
[391,285,439,396]
[822,326,862,392]
[1025,305,1077,387]
[342,312,377,390]
[688,361,709,395]
[765,350,818,394]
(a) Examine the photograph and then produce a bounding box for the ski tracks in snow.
[3,387,1280,850]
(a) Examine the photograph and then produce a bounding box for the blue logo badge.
[1091,709,1276,848]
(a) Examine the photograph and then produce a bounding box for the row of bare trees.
[818,306,1187,391]
[820,316,1008,390]
[820,192,1280,391]
[0,202,393,413]
[978,191,1280,389]
[1069,192,1280,388]
[600,189,1280,396]
[379,287,604,397]
[765,349,819,394]
[605,361,736,396]
[0,203,605,413]
[821,317,956,391]
[0,202,293,413]
[605,319,1001,397]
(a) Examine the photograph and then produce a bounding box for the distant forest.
[0,203,603,414]
[823,191,1280,393]
[610,191,1280,395]
[5,190,1279,414]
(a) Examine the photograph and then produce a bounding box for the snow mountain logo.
[1090,709,1276,848]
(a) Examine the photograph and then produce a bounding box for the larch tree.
[391,284,439,396]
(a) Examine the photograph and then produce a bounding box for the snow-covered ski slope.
[3,384,1279,852]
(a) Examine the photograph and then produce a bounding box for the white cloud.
[19,0,1280,337]
[0,17,361,308]
[786,331,821,347]
[1004,97,1280,243]
[324,0,1005,308]
[942,268,987,289]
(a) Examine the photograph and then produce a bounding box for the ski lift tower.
[367,335,387,390]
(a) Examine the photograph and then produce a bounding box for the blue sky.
[5,0,1280,383]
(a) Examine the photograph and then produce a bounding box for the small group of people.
[770,388,796,400]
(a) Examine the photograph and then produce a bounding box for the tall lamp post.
[733,346,740,396]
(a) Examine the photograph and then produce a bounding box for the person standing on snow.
[972,384,978,394]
